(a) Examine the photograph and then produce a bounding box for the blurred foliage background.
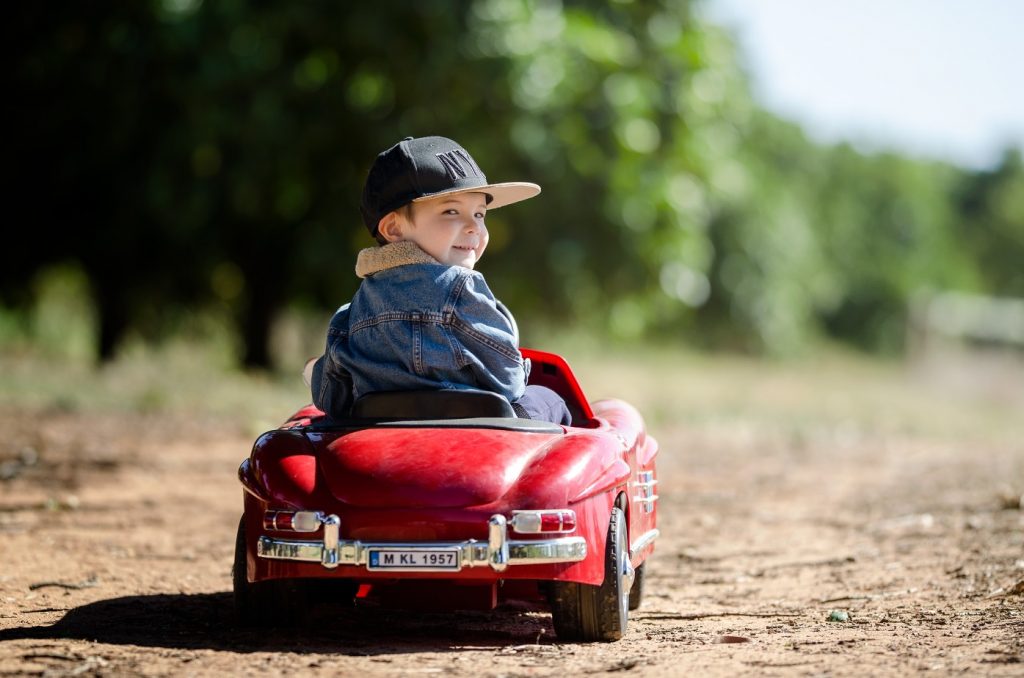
[4,0,1022,371]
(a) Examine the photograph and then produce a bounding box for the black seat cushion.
[350,389,516,420]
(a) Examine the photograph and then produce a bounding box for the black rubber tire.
[233,516,305,627]
[549,507,629,642]
[233,516,357,627]
[234,515,273,626]
[627,562,645,611]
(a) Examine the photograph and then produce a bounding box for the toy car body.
[234,349,659,641]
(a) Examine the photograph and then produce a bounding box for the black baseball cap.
[360,136,541,238]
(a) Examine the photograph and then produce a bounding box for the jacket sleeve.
[450,273,527,403]
[495,298,519,346]
[311,305,354,418]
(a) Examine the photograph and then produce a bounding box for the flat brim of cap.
[411,182,541,210]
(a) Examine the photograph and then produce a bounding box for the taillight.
[510,509,576,534]
[263,510,322,532]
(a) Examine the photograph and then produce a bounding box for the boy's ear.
[377,211,405,243]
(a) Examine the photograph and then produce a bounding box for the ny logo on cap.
[436,150,480,181]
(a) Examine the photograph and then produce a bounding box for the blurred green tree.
[955,148,1024,297]
[6,0,1019,367]
[462,0,736,342]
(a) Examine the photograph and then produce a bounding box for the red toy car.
[233,349,659,641]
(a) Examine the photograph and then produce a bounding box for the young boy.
[310,135,571,425]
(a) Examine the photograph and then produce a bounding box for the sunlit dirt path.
[1,355,1022,676]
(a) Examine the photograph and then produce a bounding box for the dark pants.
[513,385,572,425]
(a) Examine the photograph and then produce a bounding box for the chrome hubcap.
[619,525,633,616]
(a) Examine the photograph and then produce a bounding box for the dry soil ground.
[1,348,1022,676]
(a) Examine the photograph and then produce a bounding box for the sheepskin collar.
[355,241,440,279]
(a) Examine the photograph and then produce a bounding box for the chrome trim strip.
[633,472,658,513]
[258,538,323,562]
[508,538,587,565]
[257,535,587,570]
[255,511,588,572]
[629,528,660,559]
[632,494,658,513]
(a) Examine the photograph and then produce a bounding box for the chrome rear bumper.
[256,513,587,572]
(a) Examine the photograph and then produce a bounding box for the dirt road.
[1,354,1022,676]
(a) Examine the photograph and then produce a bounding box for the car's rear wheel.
[549,507,632,642]
[233,516,356,627]
[234,516,293,627]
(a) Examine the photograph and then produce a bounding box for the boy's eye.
[475,212,485,219]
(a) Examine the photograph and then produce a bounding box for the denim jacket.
[311,241,527,419]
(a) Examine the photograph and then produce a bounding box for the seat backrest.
[350,388,515,420]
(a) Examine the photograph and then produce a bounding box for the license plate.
[367,548,460,571]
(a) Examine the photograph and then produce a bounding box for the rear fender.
[504,431,630,508]
[248,430,333,508]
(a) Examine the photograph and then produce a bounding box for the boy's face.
[389,192,490,269]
